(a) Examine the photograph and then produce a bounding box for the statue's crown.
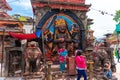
[54,19,66,27]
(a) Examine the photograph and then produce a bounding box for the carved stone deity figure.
[54,19,71,48]
[25,41,42,73]
[70,24,80,50]
[98,48,108,67]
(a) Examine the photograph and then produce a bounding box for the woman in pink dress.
[75,50,87,80]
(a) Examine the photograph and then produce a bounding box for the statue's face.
[29,41,37,47]
[58,26,66,33]
[74,43,79,48]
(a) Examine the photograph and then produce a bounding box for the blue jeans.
[77,69,87,80]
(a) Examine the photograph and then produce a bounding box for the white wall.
[23,25,33,33]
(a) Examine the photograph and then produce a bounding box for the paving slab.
[5,77,23,80]
[0,77,5,80]
[0,58,119,80]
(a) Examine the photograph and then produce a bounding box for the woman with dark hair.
[75,50,87,80]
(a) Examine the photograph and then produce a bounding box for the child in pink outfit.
[58,46,68,72]
[75,50,87,80]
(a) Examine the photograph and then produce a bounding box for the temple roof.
[0,0,24,35]
[0,0,12,11]
[0,19,23,28]
[31,0,91,11]
[87,18,94,25]
[31,0,85,4]
[0,12,11,18]
[0,19,24,35]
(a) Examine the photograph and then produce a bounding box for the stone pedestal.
[47,61,53,80]
[87,61,94,80]
[66,56,76,75]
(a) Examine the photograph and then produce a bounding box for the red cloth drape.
[9,32,37,40]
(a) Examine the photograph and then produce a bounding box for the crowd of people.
[57,40,116,80]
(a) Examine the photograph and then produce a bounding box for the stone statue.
[54,19,71,48]
[70,24,80,50]
[25,41,42,74]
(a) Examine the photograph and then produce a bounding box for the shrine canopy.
[115,24,120,34]
[9,32,37,40]
[31,0,90,11]
[9,29,41,40]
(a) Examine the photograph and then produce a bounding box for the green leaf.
[113,10,120,23]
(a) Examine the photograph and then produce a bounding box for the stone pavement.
[0,58,120,80]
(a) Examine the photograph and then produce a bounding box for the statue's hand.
[58,38,64,42]
[61,38,64,41]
